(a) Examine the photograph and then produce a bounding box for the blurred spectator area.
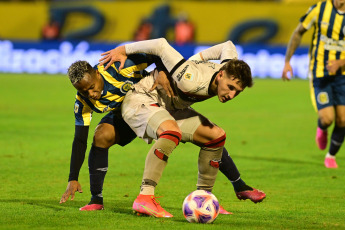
[0,0,317,45]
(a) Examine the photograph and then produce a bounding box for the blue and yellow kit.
[74,54,152,126]
[301,0,345,78]
[301,0,345,110]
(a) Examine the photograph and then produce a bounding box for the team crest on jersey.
[74,103,79,113]
[184,73,193,81]
[317,92,329,105]
[102,106,110,113]
[120,80,134,94]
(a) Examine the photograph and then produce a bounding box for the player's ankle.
[89,195,103,205]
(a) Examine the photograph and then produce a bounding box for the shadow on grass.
[0,198,84,211]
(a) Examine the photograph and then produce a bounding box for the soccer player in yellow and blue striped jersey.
[59,54,165,210]
[282,0,345,168]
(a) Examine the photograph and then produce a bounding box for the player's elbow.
[156,38,169,50]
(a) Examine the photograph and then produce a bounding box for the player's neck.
[209,77,217,96]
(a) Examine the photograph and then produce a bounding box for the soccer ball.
[182,190,220,223]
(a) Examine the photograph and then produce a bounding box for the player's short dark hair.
[220,59,253,88]
[68,60,94,84]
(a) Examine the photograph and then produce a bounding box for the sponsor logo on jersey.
[120,80,134,93]
[184,73,193,81]
[192,60,208,64]
[176,65,189,81]
[74,103,79,113]
[317,92,329,105]
[321,21,329,28]
[192,86,205,93]
[208,63,216,69]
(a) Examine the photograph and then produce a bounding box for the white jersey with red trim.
[125,38,237,109]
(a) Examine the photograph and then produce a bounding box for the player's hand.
[59,180,83,203]
[282,62,293,81]
[150,70,175,97]
[99,45,128,71]
[326,60,344,74]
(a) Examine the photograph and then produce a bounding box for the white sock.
[140,185,155,195]
[325,153,335,159]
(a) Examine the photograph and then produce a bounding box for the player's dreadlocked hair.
[220,59,253,88]
[68,60,94,84]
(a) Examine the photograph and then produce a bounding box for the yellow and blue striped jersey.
[74,54,151,126]
[301,0,345,78]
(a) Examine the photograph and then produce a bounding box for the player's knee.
[157,120,182,137]
[203,127,226,148]
[320,116,333,127]
[93,124,115,148]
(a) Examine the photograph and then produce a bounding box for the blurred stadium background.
[0,0,317,78]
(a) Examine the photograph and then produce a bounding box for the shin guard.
[197,134,226,192]
[141,131,181,194]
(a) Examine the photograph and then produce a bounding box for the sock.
[329,126,345,156]
[197,134,225,192]
[88,145,109,204]
[219,147,253,192]
[318,118,328,130]
[325,152,335,159]
[140,131,181,195]
[219,147,240,181]
[231,178,253,193]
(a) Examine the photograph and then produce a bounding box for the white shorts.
[121,88,210,144]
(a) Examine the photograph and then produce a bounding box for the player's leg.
[317,106,334,150]
[324,76,345,168]
[324,105,345,168]
[312,77,334,150]
[132,114,181,218]
[80,111,136,211]
[122,90,180,217]
[220,148,266,203]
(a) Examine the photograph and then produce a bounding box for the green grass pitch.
[0,74,344,230]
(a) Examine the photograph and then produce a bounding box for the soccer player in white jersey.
[99,38,264,217]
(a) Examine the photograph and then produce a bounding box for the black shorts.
[99,110,136,146]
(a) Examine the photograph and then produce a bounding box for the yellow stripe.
[103,91,124,102]
[316,2,333,77]
[119,63,148,78]
[98,64,125,89]
[329,14,343,61]
[308,2,321,75]
[308,73,318,113]
[76,95,92,126]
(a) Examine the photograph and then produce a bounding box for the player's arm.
[147,55,175,97]
[282,23,307,80]
[100,38,184,73]
[60,98,92,203]
[60,125,88,203]
[189,40,238,63]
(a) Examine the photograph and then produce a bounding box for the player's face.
[73,70,104,100]
[216,70,244,103]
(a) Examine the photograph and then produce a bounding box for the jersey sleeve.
[125,38,184,73]
[74,94,93,126]
[188,41,238,63]
[300,3,318,30]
